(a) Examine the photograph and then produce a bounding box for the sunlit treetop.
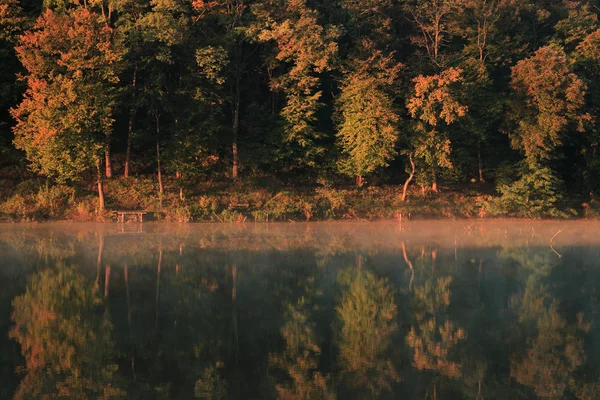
[509,44,590,163]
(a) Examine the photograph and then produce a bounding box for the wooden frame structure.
[117,211,147,223]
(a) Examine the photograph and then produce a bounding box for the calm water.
[1,221,599,399]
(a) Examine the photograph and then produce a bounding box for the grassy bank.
[0,175,476,222]
[0,175,596,223]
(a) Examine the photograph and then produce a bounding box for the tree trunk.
[105,144,112,178]
[232,76,240,180]
[356,175,364,187]
[401,152,415,202]
[155,113,163,207]
[478,142,484,182]
[96,158,105,212]
[125,67,137,178]
[431,166,438,192]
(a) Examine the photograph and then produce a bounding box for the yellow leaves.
[336,268,400,395]
[407,319,466,379]
[335,62,400,178]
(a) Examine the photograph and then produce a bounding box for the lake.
[1,221,599,399]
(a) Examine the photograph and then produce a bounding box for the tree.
[254,0,339,169]
[406,67,467,192]
[576,28,600,196]
[404,0,466,68]
[192,0,252,181]
[11,8,122,211]
[335,51,402,187]
[269,297,334,400]
[493,45,590,216]
[509,279,588,399]
[10,265,125,398]
[509,45,589,164]
[335,266,400,397]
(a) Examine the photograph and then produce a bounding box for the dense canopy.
[1,0,600,218]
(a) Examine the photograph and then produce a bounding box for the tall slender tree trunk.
[478,142,484,183]
[155,113,163,207]
[96,158,105,212]
[356,175,364,187]
[431,166,438,192]
[105,144,112,178]
[402,152,415,202]
[232,76,240,180]
[125,67,137,178]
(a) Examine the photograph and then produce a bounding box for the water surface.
[1,221,599,399]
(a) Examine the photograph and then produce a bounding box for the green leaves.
[255,0,339,167]
[335,52,402,181]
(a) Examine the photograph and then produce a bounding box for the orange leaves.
[11,7,122,182]
[408,67,467,127]
[577,28,600,62]
[192,0,220,12]
[510,45,590,162]
[17,9,121,83]
[0,0,24,41]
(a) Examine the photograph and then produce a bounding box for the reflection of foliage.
[335,267,400,396]
[194,364,227,399]
[270,297,334,400]
[498,246,558,278]
[407,276,466,379]
[10,265,125,399]
[569,378,600,400]
[510,279,588,399]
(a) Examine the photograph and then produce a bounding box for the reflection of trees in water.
[335,265,400,398]
[10,265,125,399]
[5,227,600,399]
[509,279,588,399]
[269,296,334,400]
[406,248,466,381]
[406,275,467,400]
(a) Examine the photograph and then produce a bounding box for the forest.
[1,0,600,221]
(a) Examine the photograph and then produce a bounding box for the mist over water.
[1,221,600,399]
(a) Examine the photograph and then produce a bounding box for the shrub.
[315,186,347,217]
[486,166,573,218]
[35,184,75,217]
